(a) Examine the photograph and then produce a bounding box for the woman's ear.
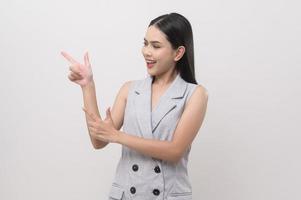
[174,46,185,62]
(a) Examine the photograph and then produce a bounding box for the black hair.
[149,12,197,84]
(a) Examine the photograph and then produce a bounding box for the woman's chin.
[146,70,157,76]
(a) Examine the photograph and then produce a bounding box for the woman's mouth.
[146,60,156,68]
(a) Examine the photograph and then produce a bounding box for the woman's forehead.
[144,26,168,43]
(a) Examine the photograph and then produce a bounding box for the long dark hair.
[149,12,197,84]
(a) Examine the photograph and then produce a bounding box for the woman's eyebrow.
[144,38,162,44]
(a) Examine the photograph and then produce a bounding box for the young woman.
[61,12,208,200]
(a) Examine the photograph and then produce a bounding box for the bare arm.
[117,86,208,162]
[81,81,108,149]
[115,85,209,163]
[83,80,132,149]
[85,83,208,161]
[61,51,130,150]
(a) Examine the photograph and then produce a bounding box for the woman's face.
[141,25,177,77]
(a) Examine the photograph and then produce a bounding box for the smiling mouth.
[146,59,156,63]
[146,61,156,68]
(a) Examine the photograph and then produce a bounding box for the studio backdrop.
[0,0,300,199]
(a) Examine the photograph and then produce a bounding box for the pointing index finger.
[61,51,78,64]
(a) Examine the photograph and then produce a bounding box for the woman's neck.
[152,69,178,86]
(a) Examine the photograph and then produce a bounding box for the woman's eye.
[153,46,160,49]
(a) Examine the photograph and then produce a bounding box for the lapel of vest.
[133,74,153,139]
[133,73,187,139]
[151,73,187,133]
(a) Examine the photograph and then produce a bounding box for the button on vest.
[153,188,160,196]
[130,186,136,194]
[154,165,161,173]
[132,164,139,172]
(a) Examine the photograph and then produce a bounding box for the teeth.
[147,61,156,63]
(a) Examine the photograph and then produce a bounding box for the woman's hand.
[82,107,121,143]
[61,51,94,87]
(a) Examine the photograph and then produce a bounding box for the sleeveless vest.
[108,73,198,200]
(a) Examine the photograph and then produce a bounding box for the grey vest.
[108,73,198,200]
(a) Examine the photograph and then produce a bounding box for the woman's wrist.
[114,130,124,144]
[81,79,95,90]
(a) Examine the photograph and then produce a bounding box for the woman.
[61,12,208,200]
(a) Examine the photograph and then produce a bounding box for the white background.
[1,0,300,199]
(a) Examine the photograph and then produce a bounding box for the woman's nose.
[142,46,152,57]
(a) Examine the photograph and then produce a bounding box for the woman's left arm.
[84,86,208,163]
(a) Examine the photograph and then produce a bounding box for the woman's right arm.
[61,51,130,150]
[82,80,132,149]
[81,80,109,149]
[61,51,109,149]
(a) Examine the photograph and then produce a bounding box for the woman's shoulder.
[120,77,145,91]
[187,82,209,97]
[118,80,133,101]
[118,77,146,101]
[120,76,150,93]
[185,83,209,108]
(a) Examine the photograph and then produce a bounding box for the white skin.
[142,25,185,81]
[142,25,186,111]
[61,25,208,163]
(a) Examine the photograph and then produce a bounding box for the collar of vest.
[134,73,187,99]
